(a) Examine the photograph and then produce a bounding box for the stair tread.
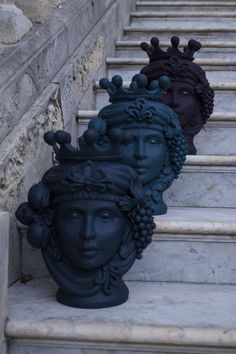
[124,25,236,32]
[116,40,236,47]
[131,11,236,16]
[136,1,236,6]
[6,278,236,347]
[77,110,236,122]
[95,81,236,90]
[158,206,236,222]
[106,57,236,65]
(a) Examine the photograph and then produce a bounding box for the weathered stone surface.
[52,0,135,132]
[55,36,103,128]
[0,84,63,283]
[0,212,9,354]
[14,0,71,22]
[0,2,32,44]
[0,71,40,144]
[0,0,135,144]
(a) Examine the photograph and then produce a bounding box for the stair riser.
[96,89,236,114]
[131,18,236,27]
[107,65,236,84]
[21,234,236,284]
[77,118,236,155]
[165,167,236,208]
[194,125,236,155]
[127,236,236,284]
[124,30,236,42]
[115,47,236,59]
[8,340,236,354]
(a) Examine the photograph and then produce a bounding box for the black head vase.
[140,36,215,155]
[92,74,187,215]
[16,130,155,308]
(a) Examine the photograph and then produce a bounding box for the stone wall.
[0,0,136,283]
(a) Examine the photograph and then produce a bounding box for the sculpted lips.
[134,165,147,174]
[77,246,100,258]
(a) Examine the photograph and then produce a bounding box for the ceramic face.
[162,81,200,128]
[121,128,168,184]
[53,199,127,270]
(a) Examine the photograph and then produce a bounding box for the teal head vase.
[16,130,155,309]
[90,74,187,215]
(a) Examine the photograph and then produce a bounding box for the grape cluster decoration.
[168,132,188,177]
[129,201,156,259]
[200,85,214,124]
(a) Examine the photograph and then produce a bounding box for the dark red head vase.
[140,36,215,154]
[15,130,155,309]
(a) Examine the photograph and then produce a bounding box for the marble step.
[123,26,236,42]
[95,82,236,114]
[6,278,236,353]
[131,13,236,27]
[115,40,236,59]
[136,1,236,12]
[21,206,236,284]
[77,111,236,156]
[106,57,236,84]
[129,206,236,284]
[163,155,236,208]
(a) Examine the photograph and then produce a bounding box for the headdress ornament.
[97,74,177,131]
[44,128,132,163]
[140,36,201,63]
[41,130,141,203]
[99,74,170,103]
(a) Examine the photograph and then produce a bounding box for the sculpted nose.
[133,141,146,160]
[80,214,96,240]
[170,91,179,108]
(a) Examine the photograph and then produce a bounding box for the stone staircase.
[6,1,236,353]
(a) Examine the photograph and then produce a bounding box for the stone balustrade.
[0,212,9,354]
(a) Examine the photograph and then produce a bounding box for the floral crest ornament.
[16,130,155,308]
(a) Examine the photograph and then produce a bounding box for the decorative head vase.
[140,36,215,155]
[16,130,155,308]
[94,73,187,215]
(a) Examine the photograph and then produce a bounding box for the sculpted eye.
[181,89,192,95]
[68,211,81,219]
[98,211,113,220]
[147,137,160,145]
